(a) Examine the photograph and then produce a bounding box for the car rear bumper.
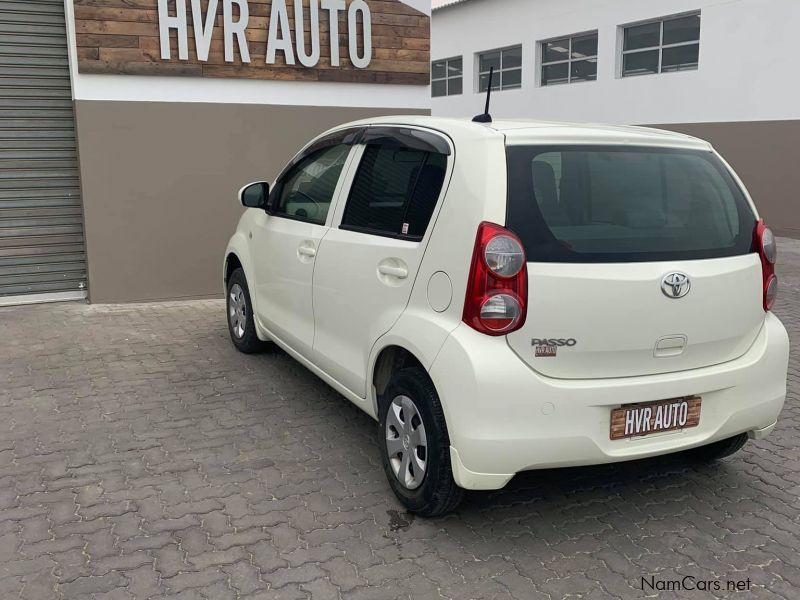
[429,313,789,490]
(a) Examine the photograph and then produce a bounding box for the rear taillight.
[463,222,528,335]
[754,219,778,311]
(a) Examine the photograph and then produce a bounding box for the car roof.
[338,115,713,151]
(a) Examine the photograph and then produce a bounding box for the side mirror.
[239,181,269,210]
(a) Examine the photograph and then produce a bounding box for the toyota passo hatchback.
[224,117,789,516]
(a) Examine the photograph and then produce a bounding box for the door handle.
[378,264,408,279]
[298,244,316,258]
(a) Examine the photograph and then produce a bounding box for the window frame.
[431,56,463,98]
[539,31,599,87]
[620,12,701,78]
[268,142,355,226]
[336,127,453,242]
[477,45,523,93]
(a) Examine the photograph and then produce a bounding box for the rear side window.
[341,145,448,240]
[506,145,756,262]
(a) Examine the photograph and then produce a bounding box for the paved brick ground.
[1,239,799,600]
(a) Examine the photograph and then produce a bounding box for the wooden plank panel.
[76,33,139,47]
[75,0,429,85]
[75,0,423,17]
[610,397,702,440]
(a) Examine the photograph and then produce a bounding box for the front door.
[251,142,353,359]
[312,131,451,397]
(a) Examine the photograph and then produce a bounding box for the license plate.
[610,396,701,440]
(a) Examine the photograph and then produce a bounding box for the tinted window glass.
[342,145,447,239]
[505,146,755,263]
[663,14,701,45]
[503,46,522,69]
[543,39,569,63]
[571,34,598,58]
[502,68,522,89]
[662,43,700,71]
[432,80,447,97]
[480,51,501,73]
[624,22,660,50]
[571,58,597,81]
[273,144,350,224]
[542,63,568,86]
[623,49,659,76]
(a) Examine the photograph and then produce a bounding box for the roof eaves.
[432,0,474,12]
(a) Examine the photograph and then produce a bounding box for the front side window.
[622,13,700,77]
[478,46,522,92]
[341,145,448,239]
[432,56,463,97]
[505,145,755,263]
[272,144,351,224]
[541,32,598,86]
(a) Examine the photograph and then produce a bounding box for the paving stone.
[223,560,265,595]
[162,567,227,593]
[153,544,187,579]
[58,572,128,598]
[189,547,249,569]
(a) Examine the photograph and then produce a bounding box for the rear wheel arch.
[372,345,426,414]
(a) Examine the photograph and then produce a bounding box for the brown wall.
[651,120,800,239]
[75,100,427,303]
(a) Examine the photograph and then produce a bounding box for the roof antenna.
[472,67,494,123]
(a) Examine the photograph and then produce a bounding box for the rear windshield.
[505,145,756,263]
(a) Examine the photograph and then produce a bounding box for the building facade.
[1,0,430,304]
[431,0,800,237]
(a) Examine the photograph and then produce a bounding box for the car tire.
[226,268,269,354]
[379,367,464,517]
[686,433,748,462]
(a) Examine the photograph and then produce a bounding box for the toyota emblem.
[661,272,691,299]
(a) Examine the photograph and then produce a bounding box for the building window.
[478,46,522,92]
[431,57,463,97]
[540,32,598,86]
[622,13,700,77]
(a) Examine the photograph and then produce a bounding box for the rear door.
[504,144,763,380]
[312,127,451,397]
[250,139,355,360]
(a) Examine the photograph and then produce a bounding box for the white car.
[224,116,789,516]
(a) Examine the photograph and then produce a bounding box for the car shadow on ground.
[251,341,759,536]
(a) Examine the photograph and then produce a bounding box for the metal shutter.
[0,0,86,299]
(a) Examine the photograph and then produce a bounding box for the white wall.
[64,0,431,110]
[431,0,800,124]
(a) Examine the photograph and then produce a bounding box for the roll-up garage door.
[0,0,86,301]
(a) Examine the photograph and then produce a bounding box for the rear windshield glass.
[506,145,756,263]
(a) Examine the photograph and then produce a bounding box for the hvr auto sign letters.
[157,0,373,68]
